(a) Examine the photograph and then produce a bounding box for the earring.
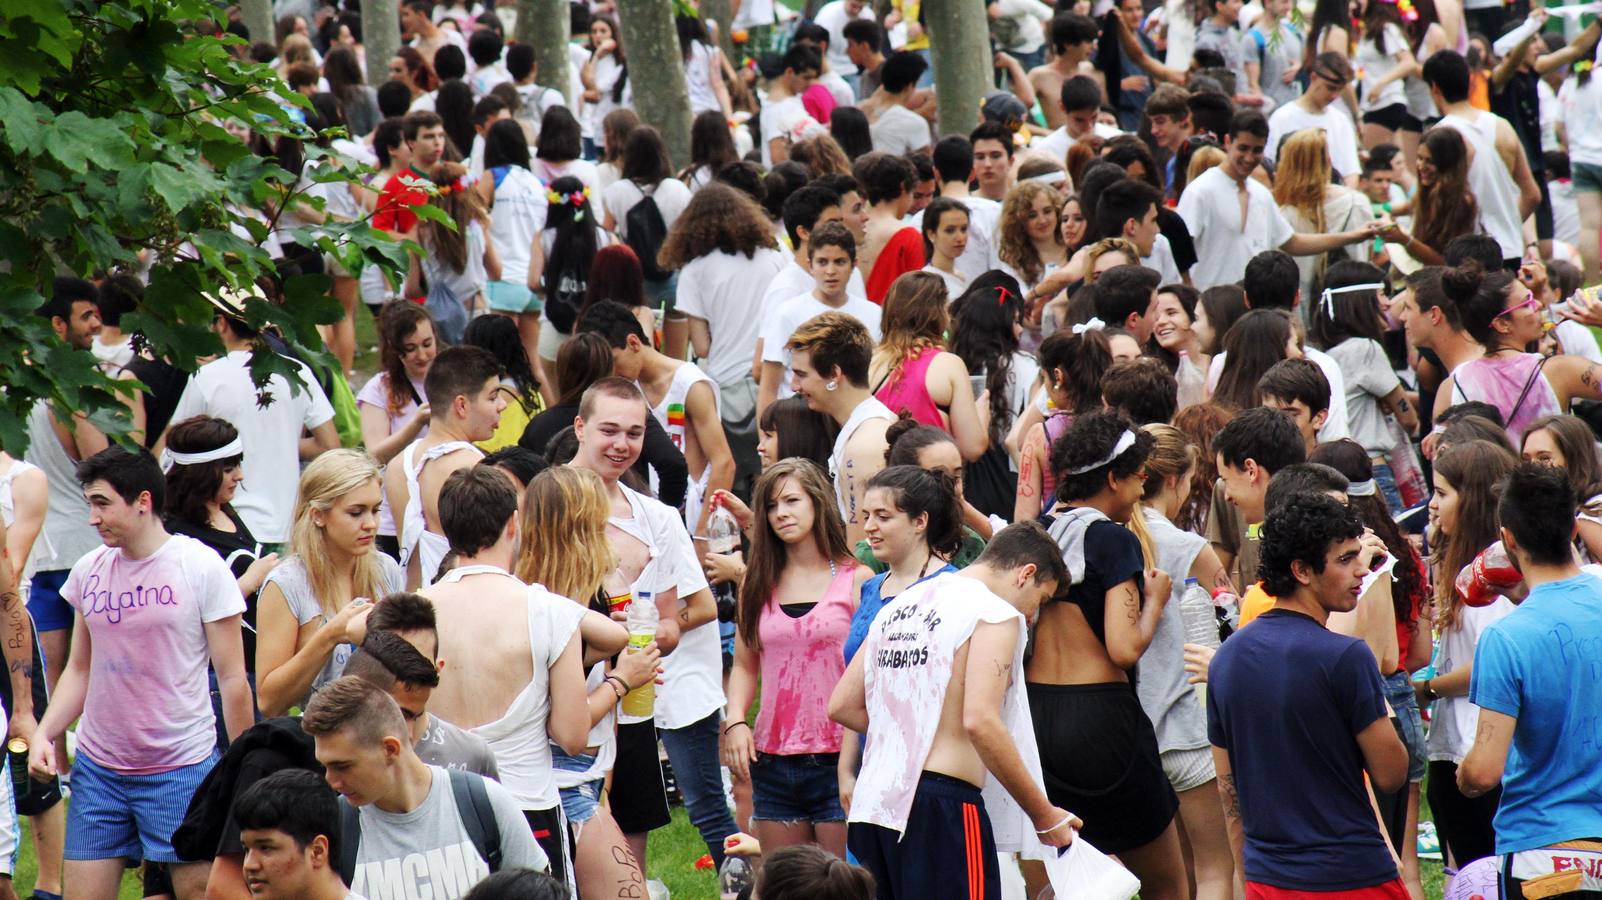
[826,381,838,392]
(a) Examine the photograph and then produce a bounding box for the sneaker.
[1417,820,1441,859]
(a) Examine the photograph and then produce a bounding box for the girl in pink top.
[869,272,987,459]
[720,459,870,858]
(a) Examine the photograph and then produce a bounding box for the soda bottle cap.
[6,738,26,754]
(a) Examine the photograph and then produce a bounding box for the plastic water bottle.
[719,857,754,900]
[707,504,741,620]
[1180,578,1219,649]
[622,590,657,718]
[1211,584,1241,631]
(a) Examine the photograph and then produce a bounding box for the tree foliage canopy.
[0,0,416,451]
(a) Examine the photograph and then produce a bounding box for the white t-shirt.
[611,486,721,730]
[1142,234,1182,285]
[65,535,245,774]
[813,0,877,75]
[171,351,335,543]
[760,290,885,399]
[1033,122,1124,161]
[582,54,629,141]
[675,247,788,385]
[1425,599,1514,763]
[818,70,855,108]
[1356,24,1409,112]
[1206,346,1353,442]
[602,178,694,240]
[759,94,811,168]
[534,158,600,193]
[870,105,932,155]
[1176,166,1295,290]
[487,165,548,286]
[951,196,1002,284]
[919,265,968,301]
[1560,76,1602,167]
[1266,101,1362,177]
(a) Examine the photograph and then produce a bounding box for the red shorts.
[1246,878,1411,900]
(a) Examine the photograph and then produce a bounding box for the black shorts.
[1536,176,1555,241]
[0,625,62,815]
[522,805,571,889]
[609,720,670,834]
[848,772,1001,900]
[1029,681,1178,854]
[1362,103,1423,132]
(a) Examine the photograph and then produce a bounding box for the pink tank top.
[874,346,945,428]
[752,562,857,755]
[1450,353,1561,446]
[1039,412,1074,515]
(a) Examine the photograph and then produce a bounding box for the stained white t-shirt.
[486,165,548,286]
[674,247,788,385]
[171,351,335,543]
[760,95,811,168]
[760,290,885,399]
[870,105,932,155]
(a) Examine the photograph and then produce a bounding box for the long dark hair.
[1309,440,1425,627]
[554,332,615,407]
[1198,284,1248,355]
[622,125,674,186]
[483,118,531,171]
[1038,328,1112,414]
[1308,260,1388,350]
[536,106,583,162]
[686,110,738,178]
[543,175,600,306]
[322,45,367,107]
[435,80,476,159]
[1213,309,1296,411]
[1306,0,1352,66]
[737,459,852,650]
[1362,0,1406,53]
[1441,261,1518,347]
[759,397,839,471]
[1146,283,1198,372]
[951,273,1026,446]
[592,14,630,103]
[464,314,540,409]
[164,416,244,526]
[377,301,435,417]
[1432,440,1518,630]
[830,106,873,160]
[1415,128,1478,256]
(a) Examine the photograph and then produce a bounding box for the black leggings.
[1427,760,1502,867]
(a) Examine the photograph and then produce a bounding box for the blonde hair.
[1271,130,1334,229]
[514,466,616,601]
[1186,145,1227,187]
[1128,424,1198,570]
[872,271,950,374]
[1083,238,1140,285]
[288,450,388,618]
[998,181,1065,287]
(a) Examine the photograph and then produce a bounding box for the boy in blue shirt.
[1207,492,1410,899]
[1460,463,1602,899]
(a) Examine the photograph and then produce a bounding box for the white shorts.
[1161,745,1217,793]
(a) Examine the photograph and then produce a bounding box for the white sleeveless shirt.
[1439,110,1524,260]
[398,439,482,586]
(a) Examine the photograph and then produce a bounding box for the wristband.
[606,676,628,699]
[1035,811,1076,835]
[723,720,751,735]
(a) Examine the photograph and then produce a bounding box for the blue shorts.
[750,751,844,823]
[551,749,601,825]
[27,568,74,633]
[486,280,541,314]
[65,749,220,863]
[849,772,999,899]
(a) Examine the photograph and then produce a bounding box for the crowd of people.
[9,0,1602,898]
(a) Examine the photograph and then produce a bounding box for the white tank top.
[684,42,721,115]
[0,458,47,581]
[1440,111,1524,260]
[398,439,481,586]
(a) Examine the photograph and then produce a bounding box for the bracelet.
[723,720,751,736]
[1035,812,1075,835]
[606,676,628,700]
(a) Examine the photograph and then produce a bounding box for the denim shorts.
[551,748,602,825]
[486,280,541,314]
[66,749,220,863]
[1384,670,1428,784]
[750,751,845,823]
[1574,161,1602,194]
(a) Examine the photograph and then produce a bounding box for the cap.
[981,91,1029,129]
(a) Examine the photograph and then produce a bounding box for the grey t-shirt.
[1326,338,1403,455]
[348,766,546,900]
[264,553,407,700]
[1137,509,1212,754]
[416,715,501,781]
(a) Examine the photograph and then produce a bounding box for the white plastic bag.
[1043,837,1141,900]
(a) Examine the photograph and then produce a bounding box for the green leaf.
[0,88,42,154]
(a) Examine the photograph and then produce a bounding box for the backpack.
[624,186,672,282]
[544,264,587,334]
[337,768,503,887]
[426,279,470,344]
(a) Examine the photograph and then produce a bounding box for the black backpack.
[624,187,672,282]
[337,768,503,886]
[544,265,588,334]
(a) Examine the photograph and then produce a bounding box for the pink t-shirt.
[753,562,857,755]
[65,535,245,774]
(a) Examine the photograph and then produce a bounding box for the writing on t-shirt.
[352,839,487,900]
[80,572,177,624]
[874,602,940,669]
[1552,622,1602,678]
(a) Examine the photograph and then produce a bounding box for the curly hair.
[998,181,1064,287]
[164,416,243,526]
[1171,402,1232,532]
[657,182,778,269]
[1051,410,1154,506]
[1258,492,1365,599]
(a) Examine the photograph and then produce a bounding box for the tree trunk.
[700,0,738,61]
[616,0,694,167]
[517,0,573,104]
[362,0,402,88]
[240,0,275,48]
[927,0,992,138]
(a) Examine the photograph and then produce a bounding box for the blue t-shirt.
[841,564,957,665]
[1206,610,1398,890]
[1470,572,1602,854]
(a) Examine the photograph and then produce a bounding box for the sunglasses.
[1494,294,1540,318]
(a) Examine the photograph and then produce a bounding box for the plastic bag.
[1044,836,1141,900]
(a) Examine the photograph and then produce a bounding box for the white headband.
[1065,430,1138,475]
[1072,317,1106,335]
[1346,478,1377,497]
[160,437,245,473]
[1319,282,1387,320]
[1023,171,1068,186]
